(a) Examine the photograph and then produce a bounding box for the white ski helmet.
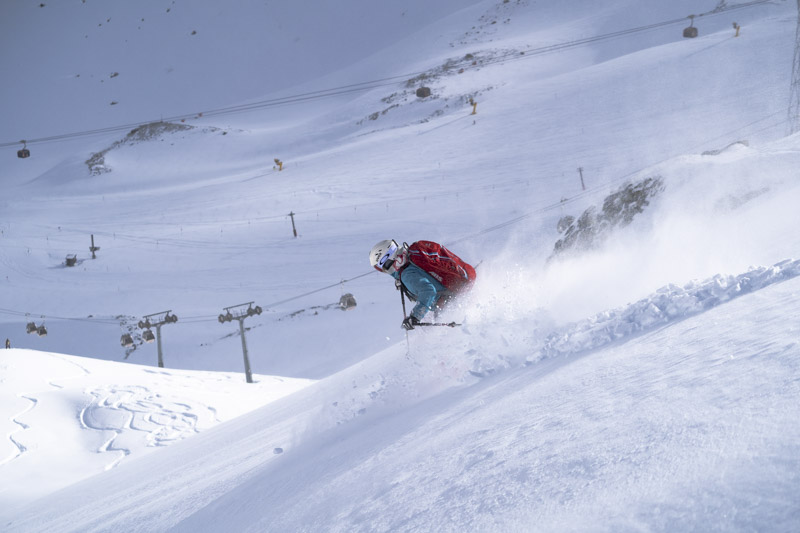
[369,239,407,274]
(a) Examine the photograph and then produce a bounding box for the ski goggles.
[376,240,399,271]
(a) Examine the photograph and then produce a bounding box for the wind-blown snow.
[1,0,799,531]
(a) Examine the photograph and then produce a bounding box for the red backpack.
[405,241,476,293]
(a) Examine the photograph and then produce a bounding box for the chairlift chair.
[37,325,47,337]
[17,141,30,159]
[26,322,37,334]
[683,16,698,38]
[143,329,156,343]
[245,305,263,317]
[121,333,134,347]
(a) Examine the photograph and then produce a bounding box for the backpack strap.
[395,269,417,302]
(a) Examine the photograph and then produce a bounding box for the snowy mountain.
[2,0,799,531]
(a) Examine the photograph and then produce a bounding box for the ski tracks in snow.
[1,352,89,468]
[2,351,222,473]
[79,385,212,470]
[1,396,36,467]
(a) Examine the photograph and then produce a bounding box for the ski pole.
[416,321,461,328]
[400,286,411,353]
[400,285,408,320]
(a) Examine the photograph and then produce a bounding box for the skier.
[369,239,476,330]
[5,338,10,349]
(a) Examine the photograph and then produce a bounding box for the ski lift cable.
[158,271,378,323]
[0,307,120,324]
[0,0,772,149]
[0,79,418,149]
[9,110,787,258]
[0,75,411,148]
[5,101,786,261]
[18,174,533,252]
[531,1,768,51]
[2,114,787,326]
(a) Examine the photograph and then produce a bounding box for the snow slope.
[172,271,800,532]
[1,0,799,530]
[5,262,800,531]
[0,349,311,508]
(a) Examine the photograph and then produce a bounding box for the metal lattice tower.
[789,0,800,134]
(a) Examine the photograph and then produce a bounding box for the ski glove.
[401,316,420,330]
